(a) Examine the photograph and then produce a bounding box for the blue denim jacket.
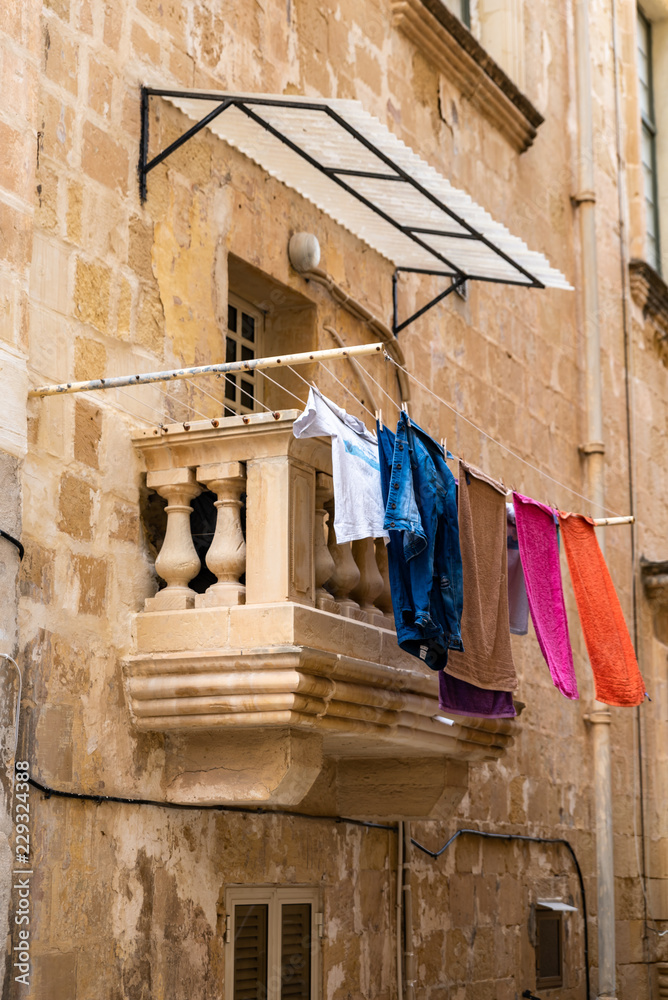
[377,413,464,669]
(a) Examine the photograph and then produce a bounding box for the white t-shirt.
[293,388,389,544]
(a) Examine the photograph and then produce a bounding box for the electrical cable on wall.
[25,769,592,994]
[409,827,590,1000]
[26,774,396,831]
[0,531,24,561]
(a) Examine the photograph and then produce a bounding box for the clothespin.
[375,408,383,429]
[400,401,411,426]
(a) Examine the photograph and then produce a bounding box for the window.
[225,294,264,416]
[441,0,471,28]
[535,908,563,989]
[224,887,321,1000]
[638,7,662,273]
[475,0,525,88]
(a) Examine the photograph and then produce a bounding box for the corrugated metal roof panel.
[159,92,572,291]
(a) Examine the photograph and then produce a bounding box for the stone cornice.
[640,556,668,607]
[629,258,668,343]
[391,0,544,153]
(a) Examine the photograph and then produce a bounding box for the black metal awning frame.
[138,87,545,335]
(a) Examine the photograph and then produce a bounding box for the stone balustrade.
[141,414,393,622]
[126,410,516,815]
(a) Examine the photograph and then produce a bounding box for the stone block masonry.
[2,0,668,997]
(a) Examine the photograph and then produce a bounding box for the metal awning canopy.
[139,88,572,331]
[536,899,578,912]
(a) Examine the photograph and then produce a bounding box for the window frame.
[638,6,662,274]
[225,292,265,416]
[441,0,470,28]
[224,885,322,1000]
[535,907,564,990]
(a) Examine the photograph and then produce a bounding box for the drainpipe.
[403,822,416,1000]
[396,820,403,1000]
[573,1,616,996]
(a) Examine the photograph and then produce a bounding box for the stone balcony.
[126,410,515,816]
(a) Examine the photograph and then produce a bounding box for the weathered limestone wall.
[0,0,41,992]
[1,0,666,997]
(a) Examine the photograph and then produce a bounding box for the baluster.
[374,539,396,629]
[195,462,246,607]
[145,469,201,611]
[351,538,385,624]
[315,473,336,612]
[657,963,668,1000]
[324,498,360,617]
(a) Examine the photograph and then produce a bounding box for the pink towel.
[513,492,579,700]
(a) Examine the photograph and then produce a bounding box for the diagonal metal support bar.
[139,88,232,202]
[392,273,468,335]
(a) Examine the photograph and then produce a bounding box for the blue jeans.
[377,414,463,670]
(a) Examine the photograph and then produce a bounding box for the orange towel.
[559,513,645,707]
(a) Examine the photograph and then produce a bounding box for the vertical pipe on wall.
[403,822,416,1000]
[610,1,652,992]
[573,1,617,996]
[396,820,404,1000]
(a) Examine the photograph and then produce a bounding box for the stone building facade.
[0,0,667,998]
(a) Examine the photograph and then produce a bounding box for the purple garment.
[439,670,516,719]
[506,503,529,636]
[512,492,579,700]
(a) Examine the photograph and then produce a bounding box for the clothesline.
[32,334,630,520]
[379,355,625,518]
[293,385,646,714]
[288,355,631,524]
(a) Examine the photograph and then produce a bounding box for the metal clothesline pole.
[28,343,384,398]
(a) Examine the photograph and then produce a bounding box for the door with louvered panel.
[225,888,320,1000]
[233,904,268,1000]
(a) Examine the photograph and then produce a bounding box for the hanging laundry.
[506,503,529,636]
[558,513,645,707]
[293,387,389,543]
[439,670,516,719]
[447,463,518,693]
[513,493,579,700]
[377,413,463,669]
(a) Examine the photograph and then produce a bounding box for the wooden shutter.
[233,904,268,1000]
[280,903,311,1000]
[536,909,562,988]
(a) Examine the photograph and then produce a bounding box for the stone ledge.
[630,258,668,351]
[125,643,514,757]
[391,0,544,153]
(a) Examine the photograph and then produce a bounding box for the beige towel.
[447,461,518,692]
